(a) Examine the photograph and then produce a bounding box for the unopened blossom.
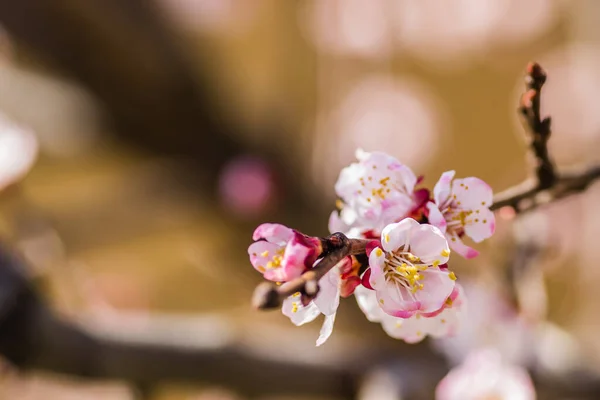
[435,348,536,400]
[248,223,322,282]
[368,218,455,318]
[333,149,419,234]
[282,258,348,346]
[427,171,495,259]
[355,282,465,343]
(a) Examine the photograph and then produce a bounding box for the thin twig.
[252,233,370,310]
[491,63,600,213]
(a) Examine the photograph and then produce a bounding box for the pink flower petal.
[247,241,281,275]
[448,233,479,259]
[408,223,450,265]
[452,177,493,210]
[413,269,455,313]
[426,202,447,232]
[252,223,294,243]
[375,279,420,318]
[464,207,496,242]
[433,170,455,207]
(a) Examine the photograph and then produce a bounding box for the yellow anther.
[416,314,421,320]
[441,249,450,257]
[292,292,301,297]
[336,199,344,209]
[379,298,384,305]
[416,331,422,336]
[375,248,383,257]
[483,219,487,223]
[384,234,390,243]
[292,302,298,313]
[419,283,424,289]
[395,321,402,328]
[481,201,486,205]
[258,266,266,273]
[379,177,390,185]
[441,319,446,324]
[449,271,457,281]
[432,260,440,267]
[260,250,269,257]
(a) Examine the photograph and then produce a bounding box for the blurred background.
[0,0,599,399]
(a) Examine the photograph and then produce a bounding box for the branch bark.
[491,63,600,213]
[253,233,370,310]
[0,243,363,398]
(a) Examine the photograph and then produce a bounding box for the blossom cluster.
[248,149,495,346]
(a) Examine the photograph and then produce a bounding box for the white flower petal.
[452,177,493,210]
[464,207,496,243]
[433,170,455,207]
[426,202,447,233]
[282,296,320,326]
[380,313,429,343]
[314,267,341,316]
[354,284,384,322]
[316,314,336,346]
[381,218,419,252]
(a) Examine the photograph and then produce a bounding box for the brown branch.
[252,233,370,310]
[0,242,371,399]
[491,63,600,214]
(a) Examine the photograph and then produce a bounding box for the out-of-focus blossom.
[325,77,443,186]
[433,282,535,366]
[282,258,348,346]
[303,0,393,59]
[157,0,262,35]
[427,170,495,259]
[0,113,38,191]
[367,218,454,317]
[435,348,536,400]
[248,223,322,282]
[219,156,276,218]
[355,283,465,343]
[393,0,557,69]
[333,149,419,235]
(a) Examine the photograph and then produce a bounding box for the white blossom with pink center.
[427,171,495,259]
[435,348,536,400]
[355,283,465,343]
[333,149,418,235]
[368,218,455,318]
[281,262,343,346]
[248,223,322,282]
